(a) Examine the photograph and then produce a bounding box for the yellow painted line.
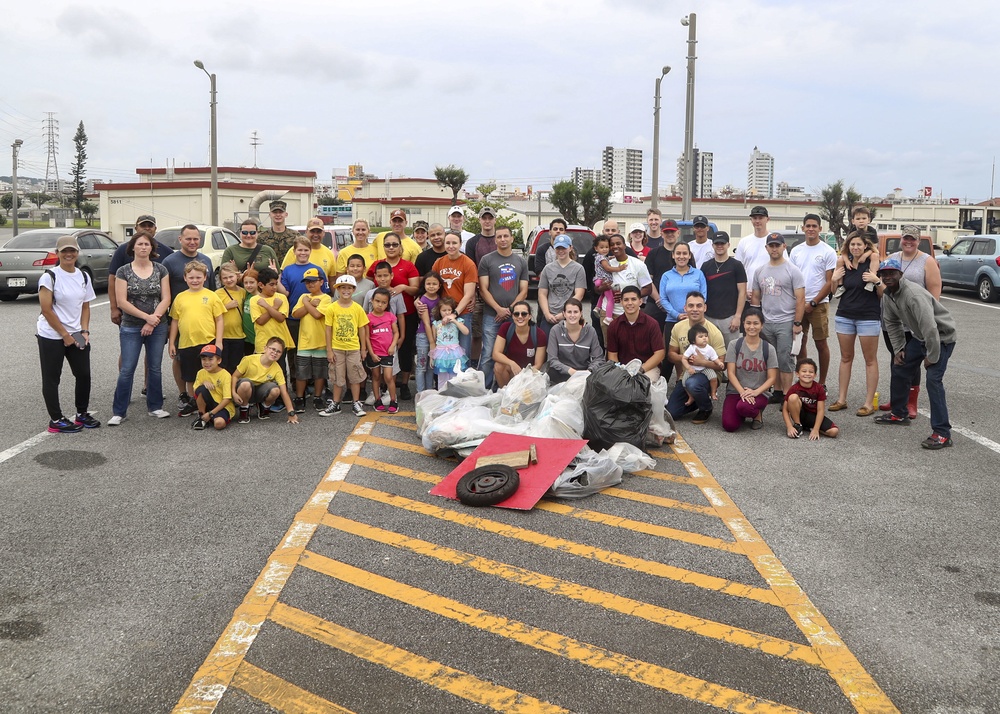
[270,602,570,714]
[323,514,822,667]
[298,552,806,713]
[172,418,377,714]
[670,434,900,714]
[354,455,440,484]
[365,434,436,456]
[231,661,354,713]
[631,468,695,485]
[337,481,780,606]
[601,486,717,516]
[648,449,679,461]
[378,417,417,430]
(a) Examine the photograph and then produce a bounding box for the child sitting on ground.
[782,358,839,440]
[593,235,625,325]
[681,323,719,404]
[191,344,235,431]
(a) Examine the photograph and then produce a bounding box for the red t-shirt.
[432,254,478,315]
[498,321,547,369]
[785,381,826,413]
[368,258,419,314]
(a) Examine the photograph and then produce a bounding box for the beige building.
[353,177,483,227]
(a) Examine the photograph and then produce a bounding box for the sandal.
[750,416,764,430]
[856,405,876,417]
[828,401,848,412]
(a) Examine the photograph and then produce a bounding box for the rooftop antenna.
[250,130,261,168]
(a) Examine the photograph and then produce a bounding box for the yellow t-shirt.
[293,293,333,351]
[669,319,726,357]
[235,354,286,386]
[195,367,236,417]
[322,300,369,351]
[249,293,295,353]
[215,286,247,339]
[169,289,226,349]
[335,243,380,276]
[281,244,338,277]
[373,232,421,264]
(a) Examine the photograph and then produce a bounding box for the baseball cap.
[447,206,463,216]
[301,267,323,282]
[334,274,357,288]
[306,217,325,228]
[901,224,921,238]
[553,235,572,249]
[692,215,708,226]
[56,235,80,252]
[765,232,785,245]
[628,222,646,234]
[270,200,288,212]
[662,219,679,231]
[750,205,769,217]
[413,220,429,231]
[389,209,407,221]
[200,344,223,357]
[136,214,156,226]
[877,258,903,274]
[712,231,730,244]
[478,206,497,218]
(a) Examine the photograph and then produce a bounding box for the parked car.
[0,228,119,301]
[523,224,597,299]
[877,233,935,262]
[936,234,1000,302]
[289,225,355,252]
[154,224,239,279]
[675,219,719,244]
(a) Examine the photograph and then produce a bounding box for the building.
[676,148,713,200]
[601,146,642,193]
[571,167,602,189]
[747,146,775,199]
[352,177,469,228]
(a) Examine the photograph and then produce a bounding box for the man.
[597,234,652,335]
[414,224,448,277]
[477,225,528,389]
[874,259,957,449]
[789,214,837,384]
[447,205,475,252]
[221,218,277,277]
[375,209,421,263]
[735,205,772,303]
[645,209,665,250]
[607,285,666,380]
[751,233,805,404]
[282,217,337,279]
[688,215,714,269]
[703,231,747,346]
[258,200,299,262]
[666,291,726,423]
[108,215,173,326]
[535,217,568,269]
[412,220,429,251]
[538,235,586,337]
[464,206,500,366]
[644,221,676,326]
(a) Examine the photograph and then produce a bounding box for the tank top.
[889,251,928,288]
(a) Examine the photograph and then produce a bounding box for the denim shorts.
[835,316,881,337]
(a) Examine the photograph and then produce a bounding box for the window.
[211,230,226,250]
[96,234,117,250]
[971,240,993,256]
[77,234,98,250]
[949,240,972,256]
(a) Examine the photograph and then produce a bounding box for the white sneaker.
[352,401,366,417]
[107,415,124,426]
[364,393,377,406]
[148,409,171,418]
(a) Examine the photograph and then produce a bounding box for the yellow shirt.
[323,300,369,351]
[215,286,247,339]
[293,293,333,351]
[249,293,295,353]
[235,354,286,386]
[335,243,380,276]
[281,243,338,277]
[195,367,236,417]
[373,232,421,264]
[169,289,225,349]
[669,319,726,357]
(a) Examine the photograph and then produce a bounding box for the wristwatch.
[808,300,817,308]
[793,321,802,326]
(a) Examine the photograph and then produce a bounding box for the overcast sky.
[3,0,997,203]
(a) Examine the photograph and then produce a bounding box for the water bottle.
[873,391,879,409]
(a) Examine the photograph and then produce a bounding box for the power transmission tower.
[250,130,261,168]
[44,112,62,195]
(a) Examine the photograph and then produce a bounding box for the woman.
[221,218,278,279]
[492,300,547,388]
[36,235,99,433]
[628,224,649,260]
[546,298,604,384]
[829,231,883,416]
[376,234,420,399]
[335,219,379,278]
[658,242,707,344]
[109,233,172,425]
[722,309,778,432]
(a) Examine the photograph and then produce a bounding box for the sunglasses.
[512,311,530,317]
[383,242,400,248]
[241,230,257,236]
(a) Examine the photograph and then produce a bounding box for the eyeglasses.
[241,230,257,236]
[512,311,530,317]
[383,242,400,248]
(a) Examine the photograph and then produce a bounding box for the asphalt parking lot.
[1,287,998,713]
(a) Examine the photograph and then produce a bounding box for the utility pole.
[44,112,61,197]
[193,60,219,226]
[250,130,261,169]
[680,13,698,221]
[12,139,23,237]
[651,66,671,212]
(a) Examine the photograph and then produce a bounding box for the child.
[783,358,839,440]
[363,261,407,405]
[832,207,878,298]
[232,337,299,424]
[216,264,246,375]
[429,296,469,388]
[367,287,400,413]
[593,235,625,325]
[290,268,333,413]
[682,324,720,403]
[191,344,235,431]
[415,271,442,392]
[320,275,370,418]
[240,268,258,357]
[346,255,375,307]
[168,261,225,417]
[279,237,327,382]
[251,266,295,360]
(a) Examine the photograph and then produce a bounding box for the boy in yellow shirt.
[215,264,246,374]
[191,344,235,431]
[290,268,333,413]
[320,275,370,417]
[232,337,299,424]
[168,261,225,417]
[250,267,295,372]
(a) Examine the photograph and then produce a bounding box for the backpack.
[734,335,770,363]
[503,324,541,358]
[43,268,89,306]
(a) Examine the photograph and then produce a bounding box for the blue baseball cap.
[877,258,903,274]
[553,235,572,249]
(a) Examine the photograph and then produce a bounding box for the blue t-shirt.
[280,262,328,318]
[161,251,216,301]
[109,240,174,276]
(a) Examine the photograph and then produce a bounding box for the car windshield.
[885,238,932,256]
[155,229,205,250]
[5,231,67,249]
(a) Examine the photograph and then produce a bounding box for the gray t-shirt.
[116,262,169,327]
[725,338,778,395]
[539,260,586,317]
[752,260,805,323]
[478,251,527,316]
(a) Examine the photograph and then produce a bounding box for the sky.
[3,0,998,203]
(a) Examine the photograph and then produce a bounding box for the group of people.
[35,201,957,450]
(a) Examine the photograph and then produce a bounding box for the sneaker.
[387,401,398,414]
[313,396,326,411]
[874,413,911,426]
[921,433,953,450]
[257,403,271,420]
[178,402,198,417]
[375,402,387,412]
[768,390,784,405]
[270,401,285,413]
[318,400,341,417]
[833,285,846,299]
[148,409,171,419]
[352,401,366,417]
[178,392,191,410]
[238,406,251,424]
[140,387,147,396]
[107,415,125,426]
[691,410,711,425]
[397,384,413,401]
[74,412,101,429]
[358,387,368,403]
[48,416,83,434]
[293,397,306,414]
[790,422,804,438]
[191,418,206,431]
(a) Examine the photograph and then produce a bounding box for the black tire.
[456,465,520,507]
[0,292,18,302]
[977,275,997,303]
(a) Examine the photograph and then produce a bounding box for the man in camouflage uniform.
[257,200,299,261]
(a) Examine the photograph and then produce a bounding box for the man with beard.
[476,225,528,389]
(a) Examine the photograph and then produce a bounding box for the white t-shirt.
[734,234,770,294]
[609,256,653,316]
[36,266,97,340]
[789,240,838,302]
[683,343,719,373]
[688,240,714,271]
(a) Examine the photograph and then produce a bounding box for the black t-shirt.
[704,257,748,318]
[415,247,447,277]
[645,246,675,288]
[836,257,881,321]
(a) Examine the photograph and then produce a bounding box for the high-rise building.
[571,167,602,190]
[747,146,775,199]
[676,148,713,199]
[601,146,642,193]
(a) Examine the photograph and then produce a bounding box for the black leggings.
[398,312,418,373]
[38,336,92,421]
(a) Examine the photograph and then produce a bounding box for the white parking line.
[917,409,1000,454]
[0,431,51,466]
[940,295,1000,310]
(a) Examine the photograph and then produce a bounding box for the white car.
[153,224,240,278]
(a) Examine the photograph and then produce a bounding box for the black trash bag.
[582,361,652,451]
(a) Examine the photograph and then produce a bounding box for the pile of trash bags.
[415,361,674,499]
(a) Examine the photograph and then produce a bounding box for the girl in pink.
[367,287,400,413]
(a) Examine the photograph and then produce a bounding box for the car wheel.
[0,292,18,302]
[456,465,520,507]
[978,275,998,303]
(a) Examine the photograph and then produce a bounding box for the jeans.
[415,332,432,392]
[479,314,505,390]
[113,323,167,416]
[667,372,712,419]
[890,338,954,437]
[38,336,92,421]
[457,313,473,359]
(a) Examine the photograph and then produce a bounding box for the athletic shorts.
[800,409,836,433]
[178,344,209,383]
[295,354,328,381]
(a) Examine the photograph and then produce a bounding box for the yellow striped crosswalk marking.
[231,662,355,714]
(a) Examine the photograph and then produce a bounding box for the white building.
[677,148,713,200]
[571,167,602,189]
[601,146,642,193]
[747,146,775,199]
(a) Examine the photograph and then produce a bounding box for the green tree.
[818,180,862,240]
[27,192,51,209]
[71,121,88,213]
[317,195,345,206]
[81,201,98,226]
[462,183,525,248]
[434,164,469,205]
[1,192,12,216]
[549,179,612,227]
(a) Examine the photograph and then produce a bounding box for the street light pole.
[651,66,671,212]
[11,139,23,237]
[680,13,697,221]
[193,60,219,226]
